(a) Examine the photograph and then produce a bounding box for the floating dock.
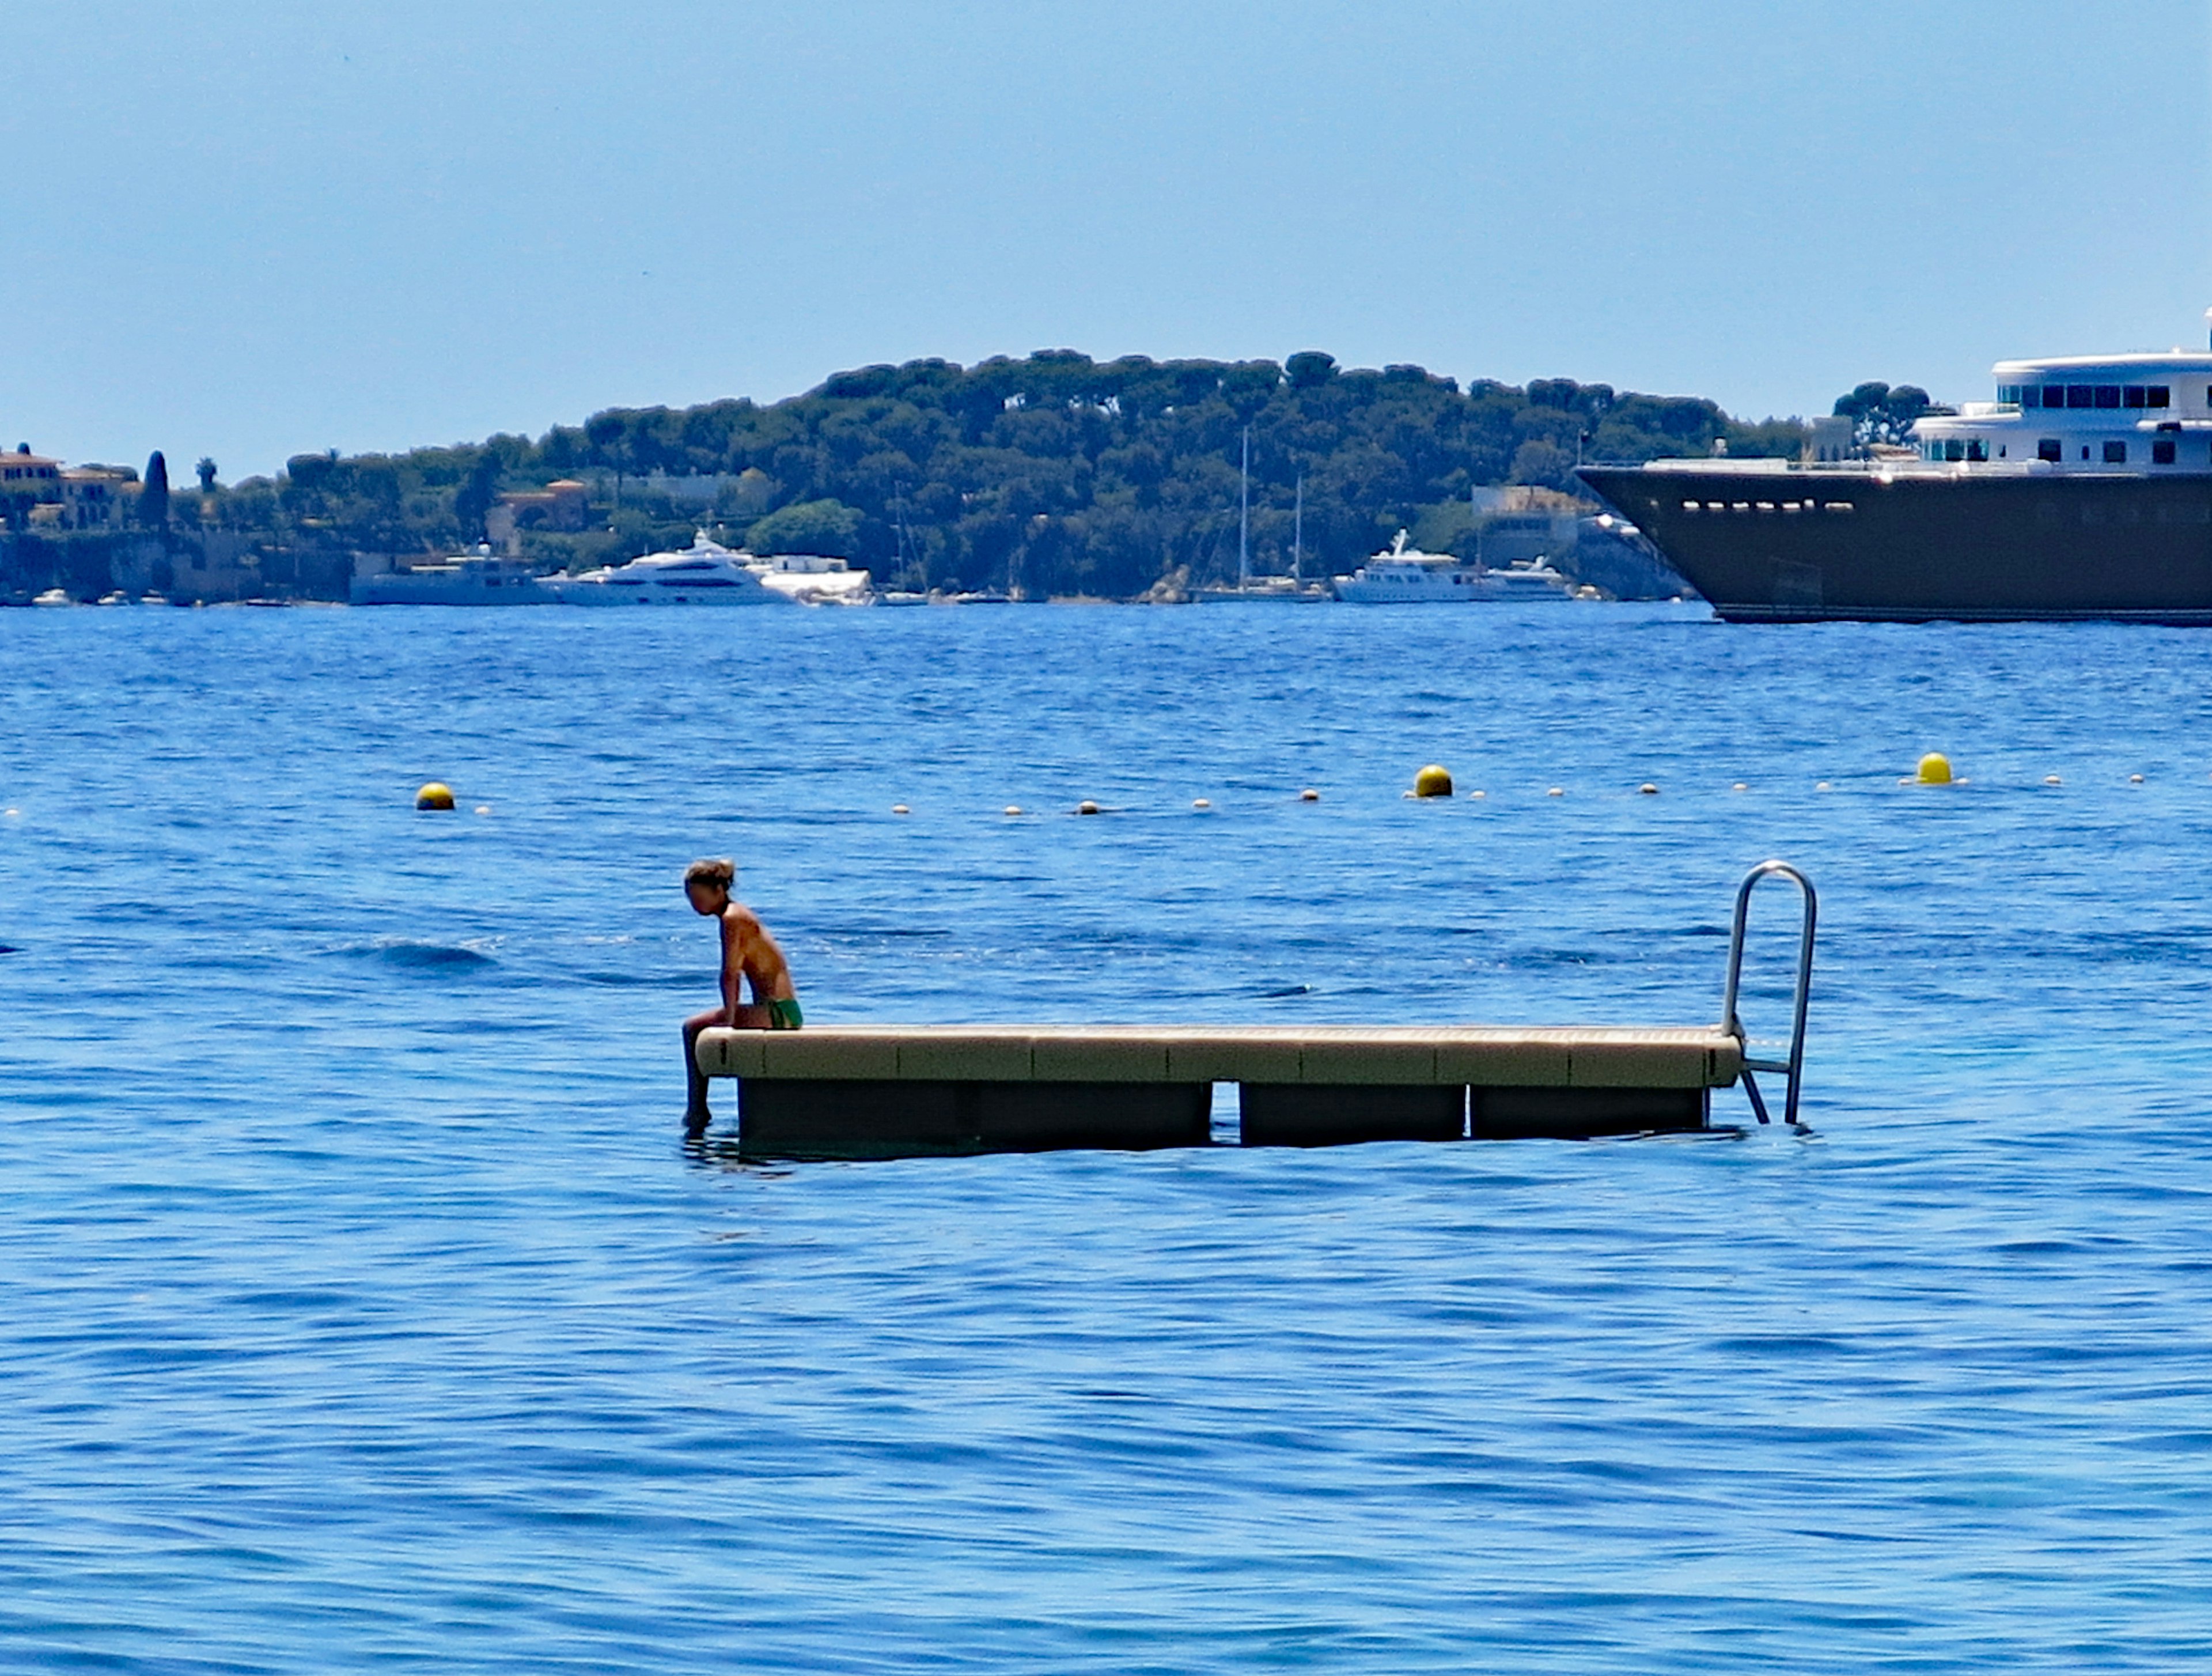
[694,862,1814,1162]
[696,1023,1746,1158]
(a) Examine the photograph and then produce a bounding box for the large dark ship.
[1578,347,2212,623]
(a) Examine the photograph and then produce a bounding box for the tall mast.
[1293,474,1303,584]
[1237,425,1251,588]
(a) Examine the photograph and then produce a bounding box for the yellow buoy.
[1916,753,1952,785]
[1077,800,1100,815]
[1298,788,1320,802]
[1412,765,1453,799]
[415,782,455,811]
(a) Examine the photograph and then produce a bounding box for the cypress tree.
[141,451,169,529]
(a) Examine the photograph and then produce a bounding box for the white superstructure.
[1911,350,2212,472]
[552,534,794,606]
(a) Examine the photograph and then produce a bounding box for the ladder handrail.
[1719,860,1816,1126]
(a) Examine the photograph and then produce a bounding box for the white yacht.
[1483,557,1574,601]
[1332,531,1486,602]
[1334,531,1575,603]
[351,546,559,606]
[552,534,793,606]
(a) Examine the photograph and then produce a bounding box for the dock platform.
[694,1023,1749,1159]
[692,861,1817,1160]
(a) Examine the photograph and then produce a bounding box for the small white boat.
[31,588,73,608]
[552,534,793,606]
[1484,557,1575,601]
[746,552,873,605]
[96,591,134,607]
[877,590,930,607]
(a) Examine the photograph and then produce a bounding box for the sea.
[3,600,2209,1673]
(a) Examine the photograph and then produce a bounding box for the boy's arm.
[719,914,749,1023]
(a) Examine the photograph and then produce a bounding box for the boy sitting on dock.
[682,858,801,1129]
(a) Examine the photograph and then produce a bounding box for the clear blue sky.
[6,1,2208,478]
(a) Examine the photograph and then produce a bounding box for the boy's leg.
[682,1008,722,1125]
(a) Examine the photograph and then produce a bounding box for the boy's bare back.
[715,898,796,1019]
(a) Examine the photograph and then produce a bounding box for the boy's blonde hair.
[684,858,736,890]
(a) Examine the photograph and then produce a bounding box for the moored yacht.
[552,534,793,606]
[1579,326,2212,623]
[351,545,559,605]
[1486,558,1574,601]
[1332,531,1484,602]
[1332,531,1570,603]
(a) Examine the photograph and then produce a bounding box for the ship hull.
[350,577,558,605]
[1577,466,2212,623]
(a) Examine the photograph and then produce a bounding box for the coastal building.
[486,478,591,550]
[1802,416,1855,464]
[1468,485,1581,568]
[1,448,62,495]
[60,466,137,529]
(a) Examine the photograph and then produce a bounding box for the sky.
[5,1,2209,479]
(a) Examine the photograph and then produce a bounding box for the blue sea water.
[3,601,2211,1672]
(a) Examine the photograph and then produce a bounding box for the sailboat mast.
[1293,474,1303,585]
[1238,425,1251,588]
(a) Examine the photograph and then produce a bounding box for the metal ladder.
[1719,860,1816,1127]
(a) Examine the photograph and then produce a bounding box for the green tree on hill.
[1834,381,1945,447]
[745,497,864,557]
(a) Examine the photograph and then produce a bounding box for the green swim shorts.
[766,997,804,1030]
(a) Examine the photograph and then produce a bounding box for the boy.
[681,858,801,1129]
